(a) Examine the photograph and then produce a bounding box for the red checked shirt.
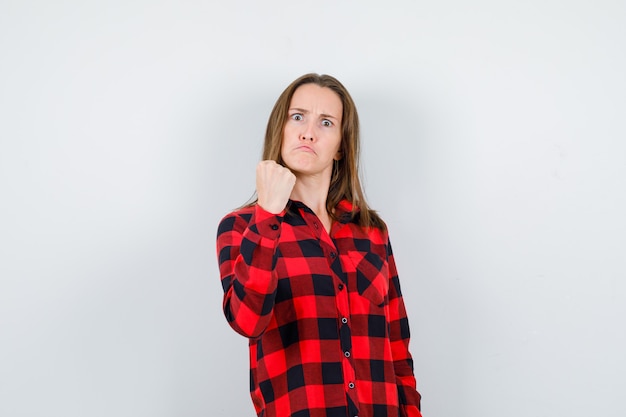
[217,200,422,417]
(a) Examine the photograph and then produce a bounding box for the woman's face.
[281,83,343,179]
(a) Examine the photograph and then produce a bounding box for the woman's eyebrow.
[320,113,338,120]
[289,108,338,120]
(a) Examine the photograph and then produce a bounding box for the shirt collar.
[335,199,360,224]
[288,199,359,224]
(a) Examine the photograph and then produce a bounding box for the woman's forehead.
[290,84,343,117]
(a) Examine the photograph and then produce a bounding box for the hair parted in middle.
[261,73,385,230]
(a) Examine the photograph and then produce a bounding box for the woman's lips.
[295,145,315,154]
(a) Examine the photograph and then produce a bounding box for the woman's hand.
[256,160,296,214]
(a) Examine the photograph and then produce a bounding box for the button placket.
[329,242,355,400]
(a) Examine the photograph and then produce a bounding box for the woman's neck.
[290,173,333,231]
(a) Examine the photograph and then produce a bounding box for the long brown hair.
[261,73,385,230]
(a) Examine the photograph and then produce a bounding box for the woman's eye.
[291,114,303,121]
[322,119,332,127]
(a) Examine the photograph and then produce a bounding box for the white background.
[1,1,625,416]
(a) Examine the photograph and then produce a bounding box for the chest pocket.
[345,251,389,306]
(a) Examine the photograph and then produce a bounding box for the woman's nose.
[300,123,316,141]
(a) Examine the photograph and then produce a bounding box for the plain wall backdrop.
[1,1,625,416]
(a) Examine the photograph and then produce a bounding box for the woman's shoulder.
[341,214,389,245]
[217,204,257,236]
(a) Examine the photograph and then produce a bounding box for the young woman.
[216,73,422,417]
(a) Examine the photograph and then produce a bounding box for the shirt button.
[348,382,355,389]
[341,317,348,324]
[344,351,350,358]
[313,222,319,229]
[338,284,344,290]
[270,224,279,230]
[330,252,337,258]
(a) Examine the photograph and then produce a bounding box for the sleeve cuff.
[250,204,285,240]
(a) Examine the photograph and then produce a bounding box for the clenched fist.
[256,160,296,214]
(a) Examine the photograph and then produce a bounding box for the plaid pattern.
[217,200,422,417]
